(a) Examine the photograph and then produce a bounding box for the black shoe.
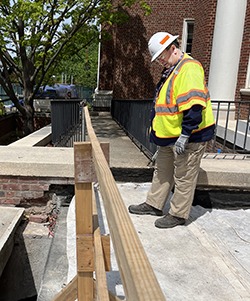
[128,202,163,216]
[155,213,185,228]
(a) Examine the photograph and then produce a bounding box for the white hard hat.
[148,32,179,62]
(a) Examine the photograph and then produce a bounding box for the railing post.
[74,143,95,301]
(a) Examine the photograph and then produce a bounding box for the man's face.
[156,45,174,68]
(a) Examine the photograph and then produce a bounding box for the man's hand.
[175,134,190,155]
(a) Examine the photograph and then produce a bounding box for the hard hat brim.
[151,35,179,62]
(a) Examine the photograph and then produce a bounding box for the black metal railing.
[50,98,250,155]
[209,100,250,153]
[51,99,85,147]
[111,99,250,156]
[111,99,157,159]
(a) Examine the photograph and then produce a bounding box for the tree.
[56,40,99,87]
[0,0,151,135]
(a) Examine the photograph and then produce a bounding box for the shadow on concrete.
[0,220,37,301]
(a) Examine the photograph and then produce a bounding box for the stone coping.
[0,124,250,189]
[0,207,24,277]
[8,124,52,147]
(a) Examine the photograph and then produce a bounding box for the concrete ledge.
[1,145,250,190]
[0,146,74,178]
[1,121,250,190]
[8,124,52,147]
[199,154,250,190]
[0,207,24,277]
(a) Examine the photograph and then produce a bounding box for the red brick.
[21,184,30,190]
[6,191,15,197]
[16,191,35,199]
[30,184,49,191]
[29,214,48,223]
[9,177,19,183]
[19,177,39,183]
[0,178,9,183]
[1,199,19,205]
[3,184,20,191]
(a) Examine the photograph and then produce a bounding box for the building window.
[245,53,250,89]
[181,19,194,55]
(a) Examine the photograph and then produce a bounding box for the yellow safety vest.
[152,53,215,138]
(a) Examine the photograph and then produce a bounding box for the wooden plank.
[92,187,111,272]
[76,235,94,272]
[84,106,166,301]
[74,142,94,301]
[101,235,111,272]
[52,275,125,301]
[74,142,95,183]
[74,142,109,183]
[51,276,77,301]
[92,185,110,301]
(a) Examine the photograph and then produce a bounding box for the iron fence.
[209,100,250,153]
[111,99,157,159]
[50,98,250,155]
[111,99,250,156]
[51,99,85,147]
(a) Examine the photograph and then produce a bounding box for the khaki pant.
[146,142,206,219]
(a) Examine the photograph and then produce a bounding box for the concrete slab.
[0,146,74,178]
[0,206,24,276]
[0,111,250,189]
[8,124,52,147]
[65,183,250,300]
[0,220,53,301]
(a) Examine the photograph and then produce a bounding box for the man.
[128,32,215,228]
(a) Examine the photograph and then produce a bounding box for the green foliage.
[55,40,99,87]
[0,0,151,133]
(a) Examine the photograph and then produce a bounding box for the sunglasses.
[155,44,172,63]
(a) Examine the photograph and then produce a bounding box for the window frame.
[181,19,195,55]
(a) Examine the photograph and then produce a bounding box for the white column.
[208,0,247,119]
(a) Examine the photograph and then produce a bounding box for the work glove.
[174,134,190,155]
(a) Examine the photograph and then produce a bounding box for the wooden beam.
[51,276,125,301]
[75,182,93,301]
[74,142,95,183]
[76,235,94,272]
[84,106,166,301]
[101,235,111,272]
[92,185,110,301]
[74,141,110,183]
[74,142,94,301]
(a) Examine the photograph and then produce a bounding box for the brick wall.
[100,0,197,99]
[100,0,250,123]
[0,175,74,206]
[99,0,220,100]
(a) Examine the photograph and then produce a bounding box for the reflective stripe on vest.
[152,53,215,138]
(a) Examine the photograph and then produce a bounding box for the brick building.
[97,0,250,116]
